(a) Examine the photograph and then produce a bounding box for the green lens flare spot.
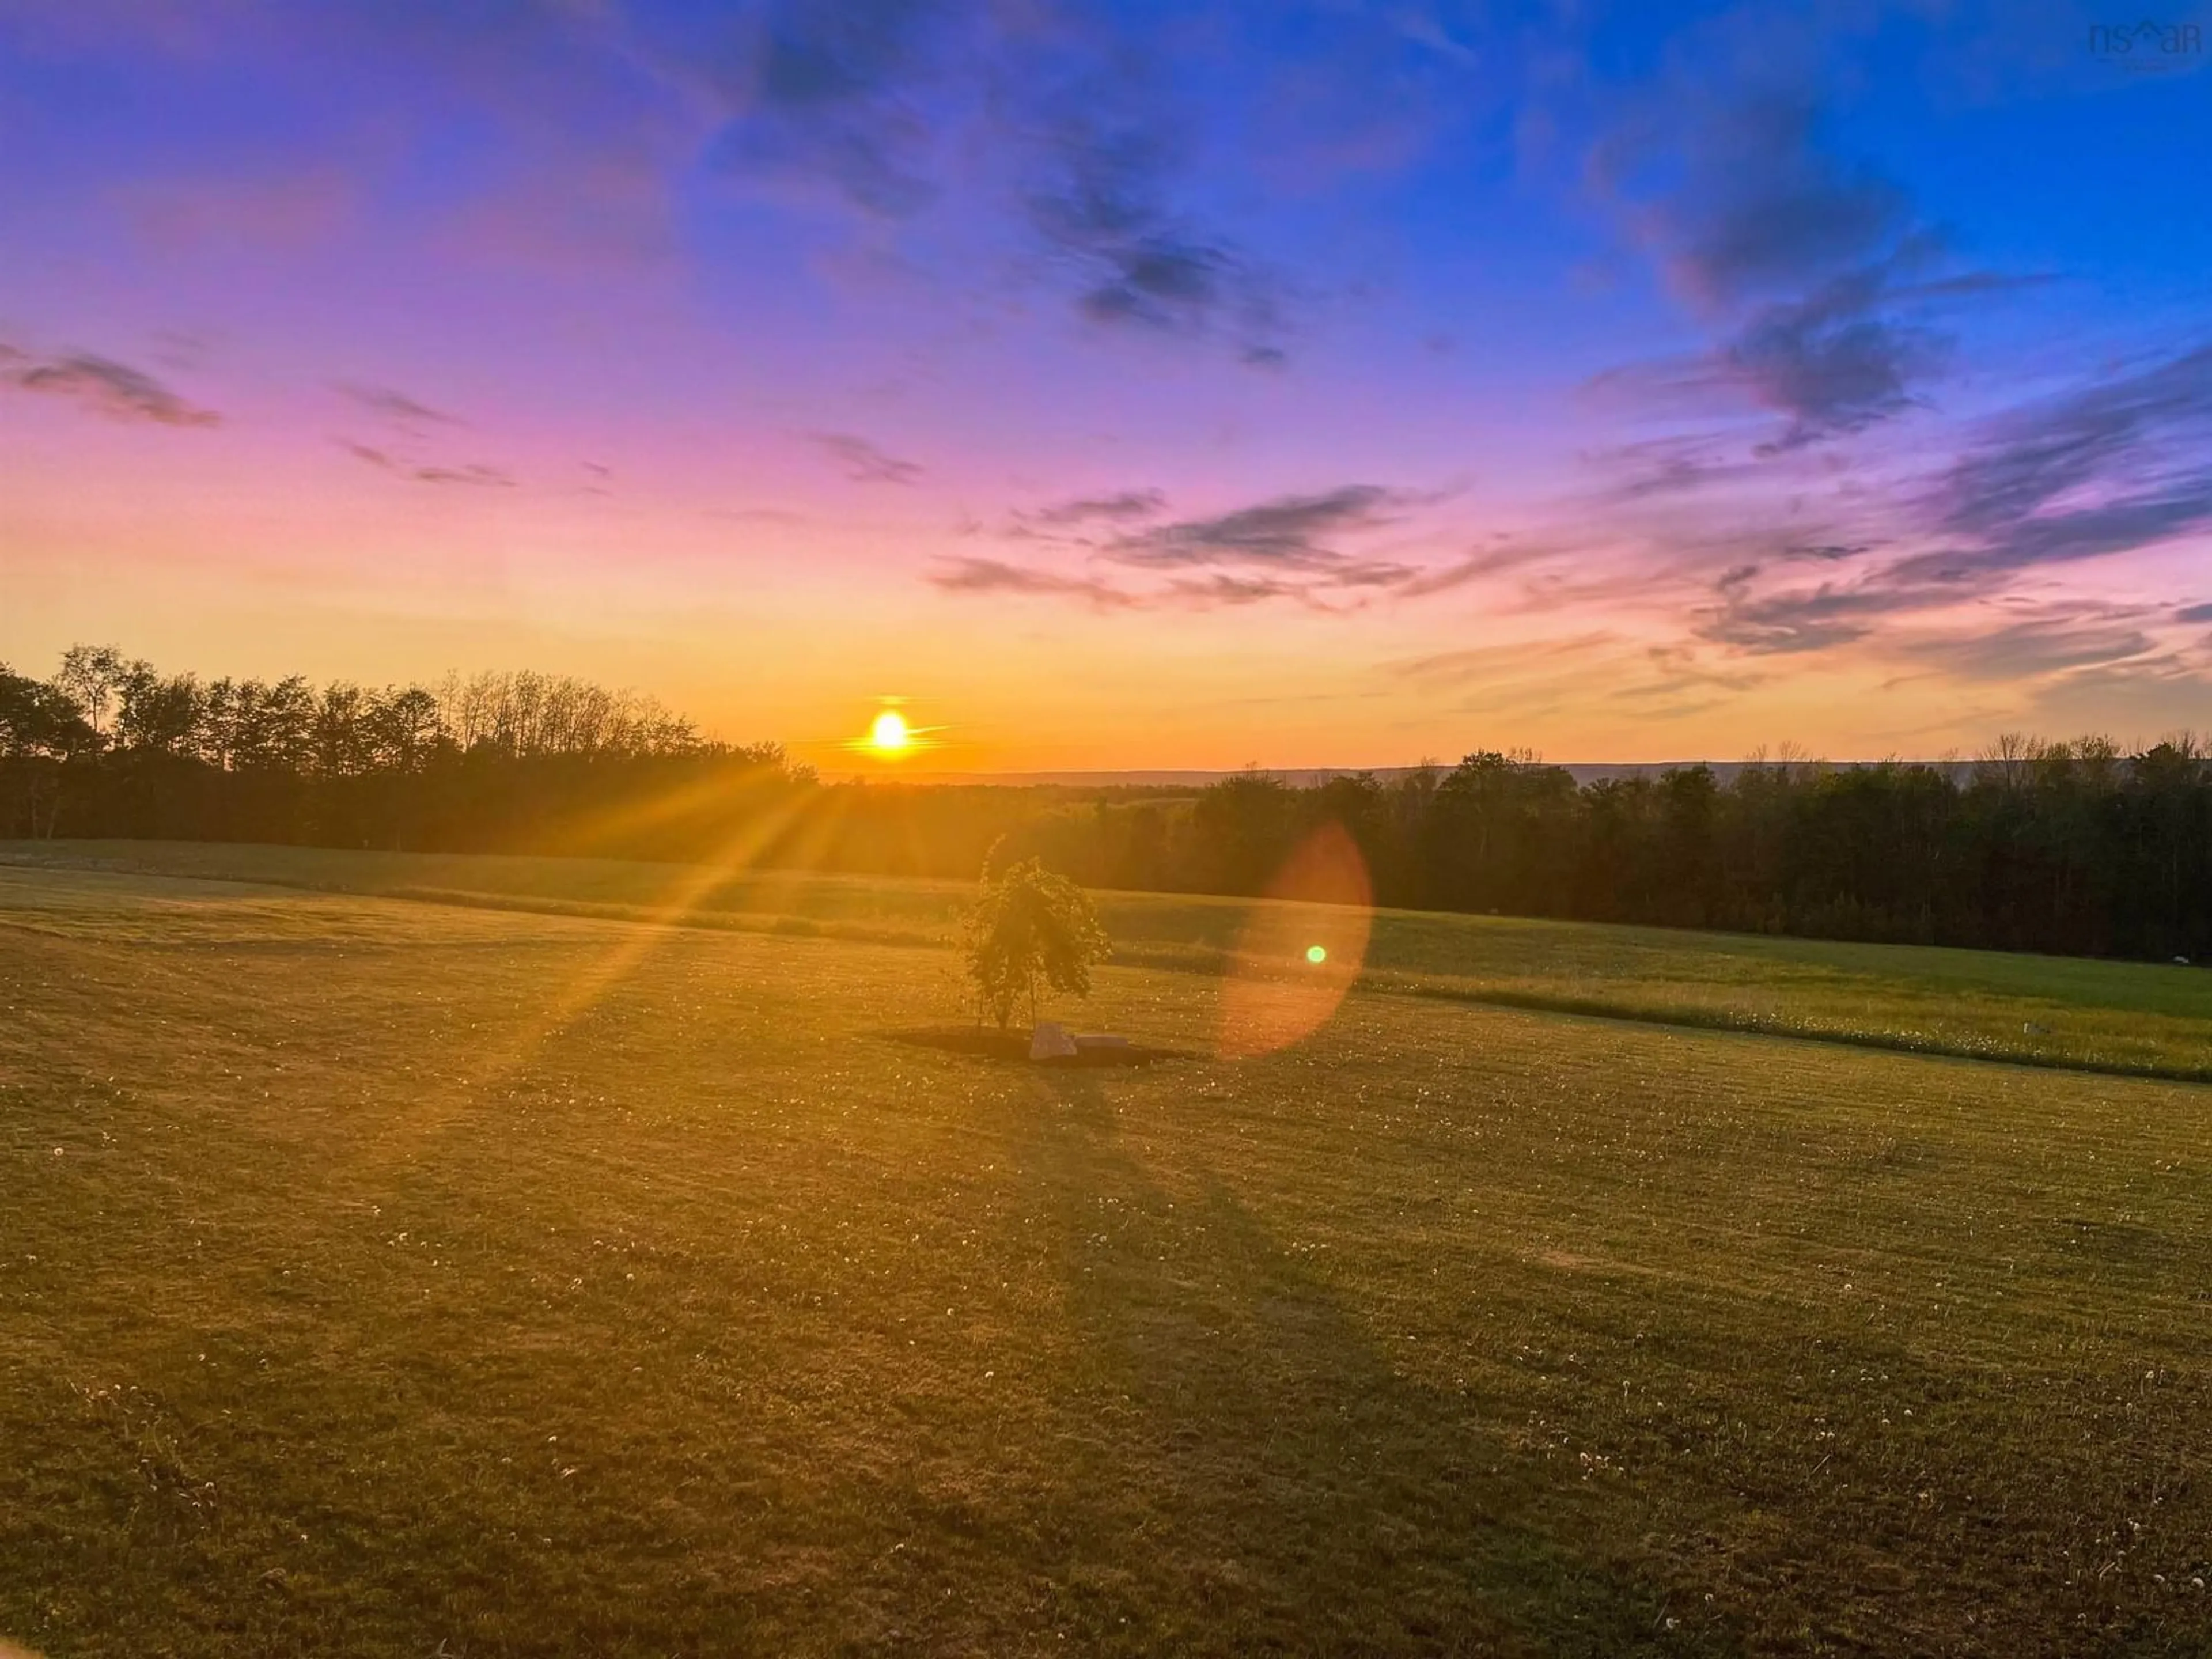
[1305,945,1328,964]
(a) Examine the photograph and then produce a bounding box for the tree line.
[5,645,2208,962]
[1003,745,2211,963]
[0,646,795,856]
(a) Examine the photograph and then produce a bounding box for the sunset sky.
[3,0,2209,771]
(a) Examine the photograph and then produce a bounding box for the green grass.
[7,839,2210,1081]
[3,855,2212,1655]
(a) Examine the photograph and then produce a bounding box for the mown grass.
[6,839,2209,1081]
[3,861,2211,1656]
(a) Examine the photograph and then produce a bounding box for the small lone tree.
[963,854,1111,1031]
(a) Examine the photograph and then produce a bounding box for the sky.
[2,0,2209,771]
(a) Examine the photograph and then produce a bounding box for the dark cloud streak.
[712,0,952,217]
[342,441,513,487]
[339,381,457,426]
[2,344,219,427]
[1019,90,1283,358]
[1624,97,1908,310]
[1594,93,2025,450]
[1696,569,1969,656]
[1904,615,2158,683]
[1103,485,1405,572]
[812,431,923,484]
[1916,342,2212,573]
[925,557,1135,608]
[1016,488,1166,527]
[941,480,1489,611]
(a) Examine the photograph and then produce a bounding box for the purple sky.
[3,0,2209,768]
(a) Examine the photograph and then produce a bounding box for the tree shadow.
[984,1069,1732,1655]
[881,1026,1188,1068]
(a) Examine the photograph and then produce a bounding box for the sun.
[868,709,912,755]
[849,701,940,761]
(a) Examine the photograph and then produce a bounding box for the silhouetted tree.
[0,664,98,836]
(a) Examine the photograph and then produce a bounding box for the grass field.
[7,839,2211,1082]
[5,847,2212,1656]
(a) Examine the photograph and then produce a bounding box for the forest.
[5,645,2207,962]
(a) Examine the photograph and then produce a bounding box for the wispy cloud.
[926,557,1135,609]
[1018,86,1285,361]
[338,382,457,427]
[342,441,513,488]
[695,0,1294,361]
[710,0,953,218]
[1014,488,1168,528]
[812,431,922,485]
[1574,435,1762,504]
[1592,94,2039,452]
[414,463,515,488]
[1392,541,1562,599]
[1565,196,2206,675]
[1102,486,1408,573]
[1619,643,1770,699]
[926,556,1385,616]
[1392,631,1616,686]
[1611,96,1908,312]
[1,343,219,427]
[1903,611,2160,683]
[1160,572,1321,608]
[946,481,1543,611]
[1908,341,2212,576]
[1385,631,1645,720]
[1692,562,1957,656]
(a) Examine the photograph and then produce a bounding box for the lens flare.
[1218,821,1373,1059]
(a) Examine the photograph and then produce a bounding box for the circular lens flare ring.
[1218,821,1373,1059]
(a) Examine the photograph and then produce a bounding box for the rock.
[1029,1022,1077,1060]
[1073,1033,1130,1051]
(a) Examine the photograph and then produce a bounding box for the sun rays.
[350,778,857,1177]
